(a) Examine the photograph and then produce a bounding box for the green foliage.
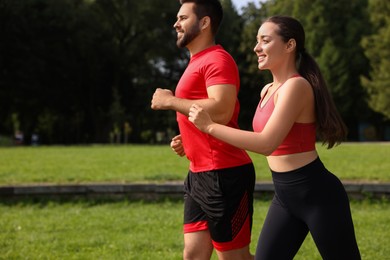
[235,2,271,130]
[270,0,371,135]
[219,0,243,55]
[0,135,13,146]
[0,0,180,144]
[361,0,390,120]
[0,0,388,143]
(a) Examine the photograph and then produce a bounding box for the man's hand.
[170,135,185,157]
[151,88,174,110]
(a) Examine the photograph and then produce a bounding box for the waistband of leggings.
[271,157,324,182]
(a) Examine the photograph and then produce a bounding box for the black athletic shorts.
[183,163,255,251]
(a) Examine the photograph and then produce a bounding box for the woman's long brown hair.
[265,15,347,148]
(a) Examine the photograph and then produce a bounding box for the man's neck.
[187,40,216,57]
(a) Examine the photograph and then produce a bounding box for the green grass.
[0,143,389,185]
[0,199,184,259]
[0,143,388,259]
[0,199,388,259]
[0,145,190,184]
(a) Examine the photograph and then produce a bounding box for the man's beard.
[176,22,201,48]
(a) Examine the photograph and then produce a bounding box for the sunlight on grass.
[0,199,388,259]
[0,143,388,185]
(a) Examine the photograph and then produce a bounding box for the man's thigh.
[184,230,213,260]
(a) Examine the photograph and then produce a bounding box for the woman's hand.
[170,135,185,157]
[188,104,214,133]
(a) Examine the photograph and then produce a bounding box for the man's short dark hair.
[180,0,223,35]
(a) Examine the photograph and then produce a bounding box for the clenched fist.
[151,88,174,110]
[170,135,185,157]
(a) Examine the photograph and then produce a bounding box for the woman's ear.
[286,39,296,53]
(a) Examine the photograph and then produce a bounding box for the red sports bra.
[252,76,316,156]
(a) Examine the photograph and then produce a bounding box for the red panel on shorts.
[212,215,251,252]
[183,220,208,233]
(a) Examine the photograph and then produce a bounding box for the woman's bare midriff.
[266,150,319,172]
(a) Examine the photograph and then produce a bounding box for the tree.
[234,2,271,130]
[263,0,371,139]
[0,0,181,144]
[219,0,244,57]
[0,0,112,143]
[0,0,386,143]
[361,0,390,120]
[92,0,181,143]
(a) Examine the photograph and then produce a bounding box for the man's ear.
[201,16,211,30]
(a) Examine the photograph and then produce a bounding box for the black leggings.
[255,157,361,260]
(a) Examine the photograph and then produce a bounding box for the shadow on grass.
[0,195,185,206]
[0,193,387,207]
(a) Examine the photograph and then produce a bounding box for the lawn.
[0,199,388,259]
[0,143,388,259]
[0,142,388,185]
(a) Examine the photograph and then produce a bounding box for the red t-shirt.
[175,45,252,172]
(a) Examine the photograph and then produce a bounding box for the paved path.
[1,181,389,200]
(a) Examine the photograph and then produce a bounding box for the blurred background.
[1,0,389,145]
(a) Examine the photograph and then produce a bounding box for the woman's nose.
[254,43,260,53]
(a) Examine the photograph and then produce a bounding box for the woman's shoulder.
[276,76,314,106]
[260,82,273,97]
[283,76,312,93]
